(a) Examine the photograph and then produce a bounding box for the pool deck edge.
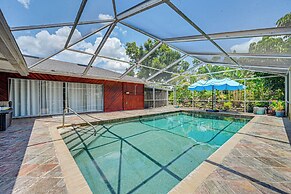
[49,125,92,194]
[168,115,259,194]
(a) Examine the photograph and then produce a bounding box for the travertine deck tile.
[0,107,290,194]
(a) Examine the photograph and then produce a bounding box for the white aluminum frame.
[6,0,291,87]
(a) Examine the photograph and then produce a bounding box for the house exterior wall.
[0,72,144,113]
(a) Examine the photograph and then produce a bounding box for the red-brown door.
[123,83,144,110]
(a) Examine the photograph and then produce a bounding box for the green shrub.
[270,100,277,110]
[223,101,233,110]
[274,101,285,111]
[255,102,268,107]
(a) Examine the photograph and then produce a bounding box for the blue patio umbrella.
[188,78,246,110]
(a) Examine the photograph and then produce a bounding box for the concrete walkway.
[0,107,290,194]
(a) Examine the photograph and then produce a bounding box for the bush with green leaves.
[223,101,233,110]
[273,101,285,111]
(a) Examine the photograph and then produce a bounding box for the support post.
[173,86,177,106]
[214,88,216,109]
[244,79,247,113]
[285,76,288,116]
[192,91,194,108]
[288,70,291,119]
[62,82,67,128]
[166,90,169,106]
[153,87,156,108]
[62,110,65,128]
[211,86,214,110]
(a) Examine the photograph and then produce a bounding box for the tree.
[249,12,291,58]
[246,13,290,101]
[276,12,291,27]
[126,13,289,110]
[125,39,190,81]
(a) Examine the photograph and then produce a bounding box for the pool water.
[62,112,250,194]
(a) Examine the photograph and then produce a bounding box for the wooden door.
[123,83,144,110]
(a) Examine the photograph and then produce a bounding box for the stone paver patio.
[196,116,291,194]
[0,107,290,194]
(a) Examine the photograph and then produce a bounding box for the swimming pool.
[61,112,250,194]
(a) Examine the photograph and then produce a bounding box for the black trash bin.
[0,109,13,131]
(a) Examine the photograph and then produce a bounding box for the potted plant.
[247,102,254,113]
[267,101,276,116]
[274,101,285,117]
[254,102,266,115]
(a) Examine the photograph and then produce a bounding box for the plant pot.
[275,110,285,117]
[247,105,253,113]
[253,107,258,114]
[255,107,266,115]
[267,109,275,116]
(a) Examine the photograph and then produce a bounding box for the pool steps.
[61,126,100,157]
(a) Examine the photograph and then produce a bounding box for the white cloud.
[98,14,114,20]
[16,27,130,73]
[17,0,30,9]
[96,31,103,36]
[115,26,127,36]
[230,37,262,53]
[97,59,130,73]
[17,27,71,57]
[98,14,127,37]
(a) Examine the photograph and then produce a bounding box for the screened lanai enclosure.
[0,0,291,117]
[1,1,291,194]
[144,86,169,108]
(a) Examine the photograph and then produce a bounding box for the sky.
[0,0,290,73]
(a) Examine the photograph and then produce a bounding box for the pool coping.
[169,114,258,193]
[57,110,181,130]
[58,109,253,131]
[54,109,256,194]
[49,125,92,194]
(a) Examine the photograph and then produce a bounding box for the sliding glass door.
[9,79,40,117]
[67,82,103,113]
[9,78,104,117]
[39,80,63,115]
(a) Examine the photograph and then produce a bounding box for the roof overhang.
[28,69,145,84]
[0,10,28,76]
